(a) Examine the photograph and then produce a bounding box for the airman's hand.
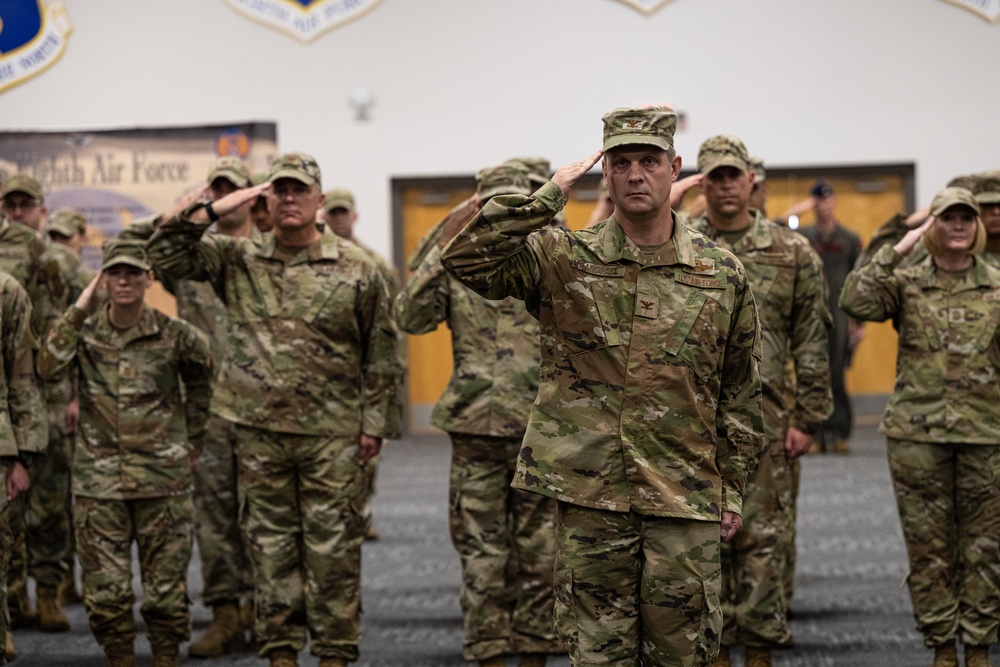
[785,427,813,459]
[358,434,383,465]
[6,461,29,501]
[720,511,742,542]
[552,151,603,197]
[75,271,103,311]
[189,182,272,223]
[893,215,935,256]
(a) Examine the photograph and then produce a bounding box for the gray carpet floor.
[10,422,999,666]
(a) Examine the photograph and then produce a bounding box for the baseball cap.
[207,156,251,188]
[1,174,44,200]
[697,135,751,175]
[930,187,979,217]
[505,157,551,186]
[476,164,532,200]
[323,189,355,213]
[46,207,86,239]
[749,157,766,185]
[267,152,321,187]
[973,176,1000,206]
[810,180,834,198]
[101,239,151,271]
[601,106,677,153]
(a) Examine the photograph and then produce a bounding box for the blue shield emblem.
[224,0,385,42]
[0,1,72,94]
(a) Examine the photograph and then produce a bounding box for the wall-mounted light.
[350,86,375,122]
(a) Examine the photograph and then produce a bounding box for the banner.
[939,0,1000,22]
[0,123,277,275]
[0,0,72,94]
[224,0,384,42]
[611,0,678,15]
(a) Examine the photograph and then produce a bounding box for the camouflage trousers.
[887,439,1000,648]
[73,495,194,648]
[0,497,13,655]
[448,434,561,661]
[554,502,722,667]
[783,456,801,611]
[719,438,794,648]
[235,425,368,661]
[193,414,251,607]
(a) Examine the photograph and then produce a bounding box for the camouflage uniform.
[36,242,213,654]
[442,108,764,667]
[394,165,560,662]
[690,203,832,648]
[839,188,1000,651]
[146,154,403,663]
[0,271,47,656]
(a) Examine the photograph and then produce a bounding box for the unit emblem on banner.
[612,0,678,15]
[0,1,72,94]
[224,0,384,42]
[939,0,1000,22]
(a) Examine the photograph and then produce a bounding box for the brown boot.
[57,571,83,606]
[933,643,959,667]
[965,645,995,667]
[240,594,256,642]
[36,586,70,632]
[7,587,35,629]
[746,646,773,667]
[151,640,179,667]
[104,641,137,667]
[318,659,348,667]
[833,438,851,454]
[188,602,248,657]
[268,647,299,667]
[519,654,547,667]
[709,645,732,667]
[5,632,14,662]
[478,657,506,667]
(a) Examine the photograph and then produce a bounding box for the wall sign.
[612,0,678,15]
[224,0,384,42]
[0,0,72,94]
[939,0,1000,22]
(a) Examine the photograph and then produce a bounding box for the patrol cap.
[601,106,677,153]
[697,135,751,175]
[749,157,766,185]
[505,157,551,186]
[46,207,86,239]
[930,187,979,217]
[267,152,321,188]
[973,176,1000,206]
[810,180,834,199]
[476,164,532,200]
[101,239,151,271]
[1,173,44,200]
[207,156,251,188]
[323,189,355,213]
[947,174,977,191]
[251,172,268,186]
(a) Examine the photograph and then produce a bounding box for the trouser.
[554,502,721,667]
[73,495,194,648]
[193,414,251,607]
[887,439,1000,648]
[719,438,794,648]
[448,434,561,661]
[27,427,73,589]
[235,425,368,661]
[783,456,801,610]
[0,497,13,652]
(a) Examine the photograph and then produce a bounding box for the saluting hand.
[75,271,103,311]
[188,181,272,223]
[552,151,603,197]
[893,215,935,256]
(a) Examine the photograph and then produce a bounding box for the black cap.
[810,180,834,198]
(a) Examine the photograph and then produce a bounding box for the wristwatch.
[203,201,219,223]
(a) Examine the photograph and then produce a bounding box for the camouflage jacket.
[857,213,1000,271]
[0,272,46,458]
[395,243,539,437]
[689,211,832,439]
[37,304,213,499]
[0,214,67,339]
[840,244,1000,444]
[441,182,764,520]
[352,238,401,297]
[146,211,403,439]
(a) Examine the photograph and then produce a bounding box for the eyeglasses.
[1,200,41,212]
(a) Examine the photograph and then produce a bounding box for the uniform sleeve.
[789,244,834,434]
[716,271,765,517]
[393,245,451,335]
[147,206,227,297]
[36,306,87,382]
[176,321,214,446]
[357,266,404,440]
[441,181,565,304]
[3,284,46,455]
[839,244,904,323]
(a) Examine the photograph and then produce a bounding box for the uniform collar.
[96,303,160,347]
[257,225,341,263]
[597,212,697,268]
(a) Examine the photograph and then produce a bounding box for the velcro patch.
[636,294,659,319]
[570,259,626,277]
[677,273,725,289]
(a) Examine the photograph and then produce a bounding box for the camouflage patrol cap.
[1,173,44,200]
[323,188,355,213]
[101,239,151,271]
[506,157,551,186]
[207,156,251,188]
[946,174,977,191]
[749,157,766,185]
[46,207,87,239]
[697,135,751,175]
[251,172,268,186]
[267,152,321,188]
[973,176,1000,205]
[930,187,979,217]
[601,106,677,153]
[476,164,532,200]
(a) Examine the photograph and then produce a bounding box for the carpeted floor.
[11,423,999,666]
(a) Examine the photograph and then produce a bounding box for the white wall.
[4,0,1000,259]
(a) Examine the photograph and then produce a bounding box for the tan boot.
[7,587,35,629]
[188,601,248,657]
[709,645,732,667]
[519,654,547,667]
[268,647,299,667]
[965,645,995,667]
[478,657,506,667]
[240,593,256,643]
[104,641,137,667]
[57,571,83,606]
[36,586,70,632]
[833,438,851,454]
[746,646,773,667]
[318,659,348,667]
[933,643,959,667]
[4,632,14,662]
[151,640,179,667]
